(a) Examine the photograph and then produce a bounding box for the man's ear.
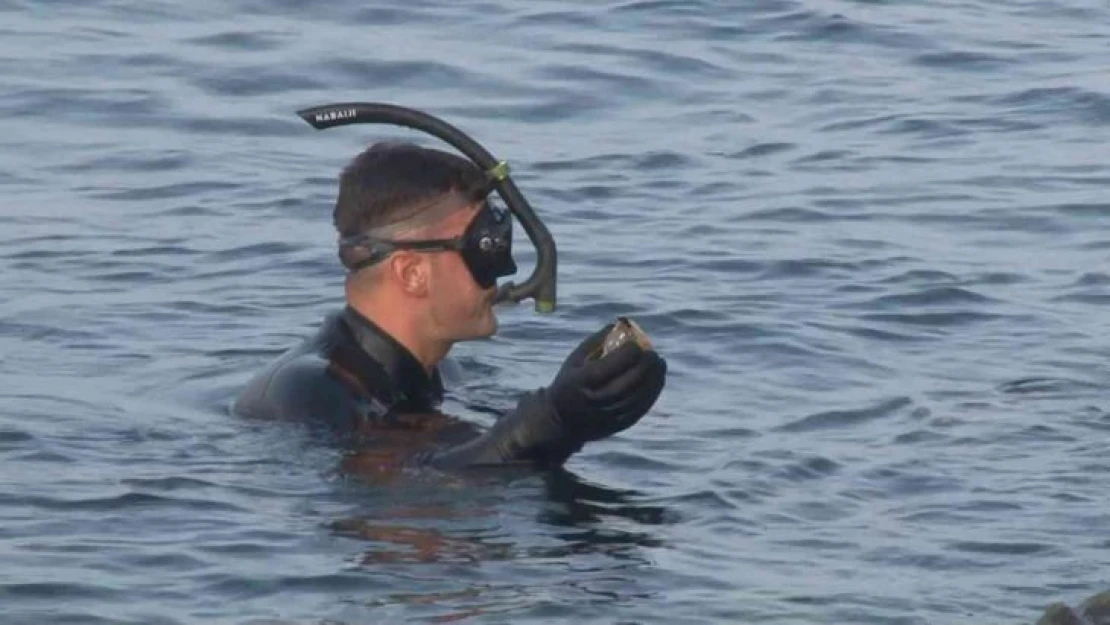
[387,251,429,297]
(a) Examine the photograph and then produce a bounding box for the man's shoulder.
[232,337,363,431]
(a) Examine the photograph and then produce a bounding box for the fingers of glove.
[643,353,667,397]
[627,366,666,414]
[586,350,665,404]
[581,356,666,435]
[591,393,656,438]
[580,342,646,389]
[596,373,663,421]
[587,362,649,406]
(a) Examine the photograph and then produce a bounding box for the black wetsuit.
[233,307,581,469]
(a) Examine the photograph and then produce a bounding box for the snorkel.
[295,102,558,313]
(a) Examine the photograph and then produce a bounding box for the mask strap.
[340,235,466,272]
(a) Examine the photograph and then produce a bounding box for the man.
[233,141,667,469]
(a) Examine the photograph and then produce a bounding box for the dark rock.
[1036,602,1087,625]
[1079,591,1110,625]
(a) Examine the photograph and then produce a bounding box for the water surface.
[2,1,1109,623]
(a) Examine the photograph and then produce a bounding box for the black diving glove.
[422,323,667,470]
[543,323,668,444]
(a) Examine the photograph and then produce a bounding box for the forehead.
[437,200,482,235]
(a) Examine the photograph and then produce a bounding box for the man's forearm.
[416,390,583,469]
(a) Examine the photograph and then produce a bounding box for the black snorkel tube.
[295,102,557,313]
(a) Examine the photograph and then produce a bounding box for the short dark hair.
[332,142,488,238]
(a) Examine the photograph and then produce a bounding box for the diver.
[233,105,667,470]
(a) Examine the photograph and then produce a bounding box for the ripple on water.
[2,491,248,514]
[948,540,1056,557]
[992,86,1110,126]
[774,397,914,433]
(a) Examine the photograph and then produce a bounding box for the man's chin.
[480,309,499,338]
[456,316,498,342]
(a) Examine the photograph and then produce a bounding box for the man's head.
[334,142,515,350]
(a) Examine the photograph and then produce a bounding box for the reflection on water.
[541,470,679,531]
[330,455,676,621]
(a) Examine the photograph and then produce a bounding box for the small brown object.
[590,316,654,360]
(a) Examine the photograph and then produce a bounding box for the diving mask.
[339,199,517,290]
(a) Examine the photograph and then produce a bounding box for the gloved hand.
[544,323,668,444]
[420,323,667,470]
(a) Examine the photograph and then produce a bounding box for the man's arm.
[417,328,668,470]
[415,389,580,469]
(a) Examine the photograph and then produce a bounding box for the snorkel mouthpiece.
[295,102,557,313]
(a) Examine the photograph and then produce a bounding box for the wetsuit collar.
[340,306,443,408]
